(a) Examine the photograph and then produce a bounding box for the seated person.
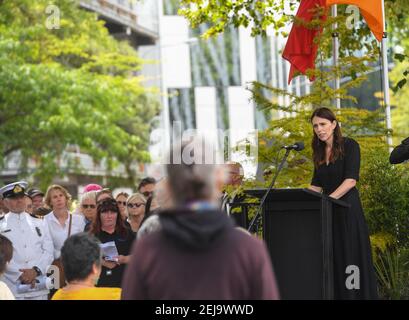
[52,233,121,300]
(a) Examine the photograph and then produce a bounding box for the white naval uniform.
[0,212,54,300]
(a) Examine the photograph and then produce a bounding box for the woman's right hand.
[102,260,118,269]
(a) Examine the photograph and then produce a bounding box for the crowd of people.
[0,139,279,300]
[1,107,404,300]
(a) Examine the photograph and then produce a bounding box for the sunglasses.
[82,204,96,209]
[127,203,145,208]
[117,201,127,206]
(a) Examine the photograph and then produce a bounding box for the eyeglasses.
[127,203,145,208]
[117,201,127,206]
[82,204,96,209]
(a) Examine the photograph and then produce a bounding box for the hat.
[83,184,103,193]
[0,181,29,199]
[27,188,44,199]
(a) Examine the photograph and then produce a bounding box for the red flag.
[282,0,327,84]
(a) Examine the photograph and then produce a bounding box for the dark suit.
[390,137,409,164]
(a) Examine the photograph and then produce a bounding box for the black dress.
[311,137,378,299]
[95,229,135,288]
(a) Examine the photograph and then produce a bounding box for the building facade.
[143,0,311,178]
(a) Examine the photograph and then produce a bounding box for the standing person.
[137,178,172,239]
[95,188,113,203]
[24,196,33,215]
[43,185,85,286]
[0,181,54,300]
[389,136,409,164]
[90,198,134,288]
[0,235,14,300]
[0,196,8,216]
[27,189,44,212]
[121,138,279,300]
[138,177,156,199]
[309,107,378,299]
[115,192,129,222]
[79,191,97,232]
[220,161,244,216]
[52,233,121,300]
[138,177,156,221]
[125,193,146,233]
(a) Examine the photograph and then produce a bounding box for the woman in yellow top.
[52,233,121,300]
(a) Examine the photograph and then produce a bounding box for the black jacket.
[390,137,409,164]
[121,208,279,300]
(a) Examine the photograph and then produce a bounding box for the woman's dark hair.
[138,177,156,192]
[311,107,344,168]
[61,233,101,283]
[90,198,127,237]
[0,235,13,275]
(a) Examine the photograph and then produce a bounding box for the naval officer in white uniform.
[0,181,54,300]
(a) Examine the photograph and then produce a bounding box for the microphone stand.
[247,148,292,234]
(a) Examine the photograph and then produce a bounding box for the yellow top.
[52,287,121,300]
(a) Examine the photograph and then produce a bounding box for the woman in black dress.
[309,107,378,299]
[90,198,135,288]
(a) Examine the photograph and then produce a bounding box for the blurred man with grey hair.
[122,137,279,300]
[220,161,244,216]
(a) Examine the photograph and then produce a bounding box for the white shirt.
[0,212,54,299]
[0,281,14,300]
[44,211,86,260]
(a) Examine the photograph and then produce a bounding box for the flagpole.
[381,0,393,149]
[332,5,341,109]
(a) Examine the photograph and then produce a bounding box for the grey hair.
[80,191,97,204]
[166,137,219,206]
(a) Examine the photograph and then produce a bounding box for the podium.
[231,188,350,300]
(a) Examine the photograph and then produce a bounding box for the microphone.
[248,140,304,233]
[282,141,305,151]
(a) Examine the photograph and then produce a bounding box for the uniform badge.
[13,185,23,194]
[35,226,42,237]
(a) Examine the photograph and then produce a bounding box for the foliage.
[373,245,409,300]
[360,147,409,247]
[179,0,409,135]
[390,59,409,140]
[370,232,396,260]
[179,0,409,39]
[244,12,387,186]
[0,0,160,189]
